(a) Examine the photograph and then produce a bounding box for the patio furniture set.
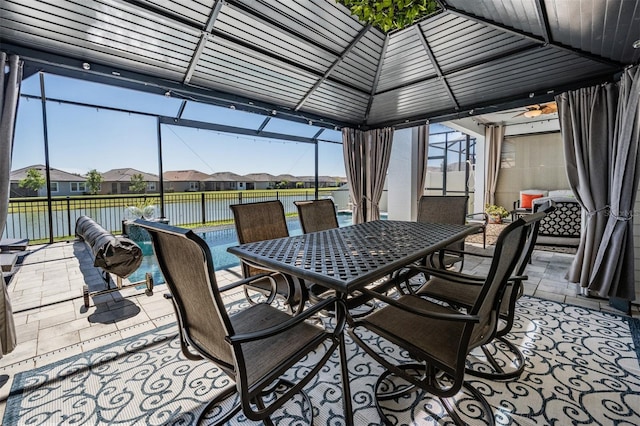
[129,197,552,425]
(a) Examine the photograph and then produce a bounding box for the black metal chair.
[414,201,555,380]
[348,214,538,425]
[230,200,305,313]
[134,219,346,425]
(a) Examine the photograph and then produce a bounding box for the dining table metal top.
[227,220,481,293]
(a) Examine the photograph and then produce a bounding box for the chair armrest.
[357,287,479,323]
[218,272,274,293]
[408,265,485,285]
[228,296,345,344]
[466,212,488,224]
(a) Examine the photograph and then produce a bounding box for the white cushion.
[548,189,575,198]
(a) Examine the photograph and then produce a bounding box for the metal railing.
[4,190,343,243]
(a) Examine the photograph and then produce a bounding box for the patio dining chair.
[347,215,536,425]
[294,198,338,234]
[413,201,554,380]
[133,219,346,425]
[230,200,305,313]
[416,195,486,271]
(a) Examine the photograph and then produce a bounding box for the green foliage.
[18,168,46,192]
[85,169,103,195]
[129,173,147,194]
[295,182,304,188]
[485,204,509,218]
[336,0,440,32]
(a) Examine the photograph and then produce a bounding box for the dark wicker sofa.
[532,196,582,249]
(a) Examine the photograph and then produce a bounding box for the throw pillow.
[521,193,543,209]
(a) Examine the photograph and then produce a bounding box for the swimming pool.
[129,212,356,285]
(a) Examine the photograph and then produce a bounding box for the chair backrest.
[294,199,339,233]
[133,219,235,373]
[468,212,545,348]
[230,200,289,277]
[417,195,469,225]
[417,196,469,252]
[230,200,289,243]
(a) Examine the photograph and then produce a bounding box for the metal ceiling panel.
[191,38,317,109]
[368,79,454,124]
[302,80,370,123]
[544,0,640,64]
[214,3,336,73]
[131,0,215,26]
[0,0,200,79]
[1,0,637,128]
[444,0,543,37]
[331,31,385,92]
[447,46,617,106]
[377,29,435,93]
[232,0,369,53]
[422,13,536,72]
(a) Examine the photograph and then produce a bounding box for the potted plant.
[485,204,509,224]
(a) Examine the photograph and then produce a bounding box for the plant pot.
[488,215,503,224]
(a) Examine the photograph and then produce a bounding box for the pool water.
[129,212,356,286]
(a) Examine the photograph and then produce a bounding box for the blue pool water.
[129,212,356,286]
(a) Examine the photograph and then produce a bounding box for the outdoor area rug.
[3,295,640,425]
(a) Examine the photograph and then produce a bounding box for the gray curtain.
[484,124,504,206]
[365,128,393,221]
[558,65,640,300]
[416,124,429,203]
[343,128,366,224]
[342,127,394,223]
[0,52,22,357]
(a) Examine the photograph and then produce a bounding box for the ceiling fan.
[513,102,558,118]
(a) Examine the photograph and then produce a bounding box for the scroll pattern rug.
[4,296,640,425]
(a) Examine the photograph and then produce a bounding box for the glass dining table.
[227,219,481,425]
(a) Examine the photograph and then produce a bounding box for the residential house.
[205,172,251,191]
[163,170,211,192]
[100,168,160,195]
[297,176,347,189]
[242,173,279,190]
[9,165,86,197]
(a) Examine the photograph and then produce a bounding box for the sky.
[12,73,346,178]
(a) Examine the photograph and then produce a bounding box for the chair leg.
[373,364,495,426]
[465,337,526,380]
[196,383,240,426]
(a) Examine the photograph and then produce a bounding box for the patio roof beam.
[364,35,389,123]
[183,0,224,85]
[373,44,540,97]
[21,93,332,145]
[257,116,272,133]
[159,117,320,144]
[295,25,372,112]
[7,42,351,130]
[415,25,459,111]
[176,101,188,120]
[441,3,624,68]
[534,0,552,45]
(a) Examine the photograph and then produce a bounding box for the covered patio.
[1,0,640,424]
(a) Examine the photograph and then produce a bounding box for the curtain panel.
[558,65,640,301]
[416,124,429,203]
[0,52,22,357]
[342,127,394,223]
[484,124,504,206]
